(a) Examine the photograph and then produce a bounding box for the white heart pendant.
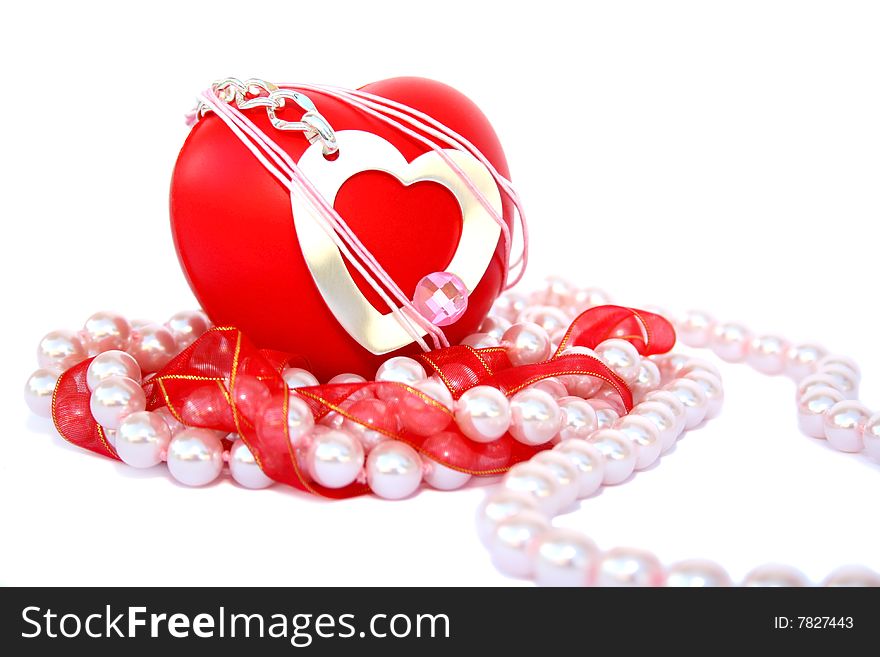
[291,130,503,355]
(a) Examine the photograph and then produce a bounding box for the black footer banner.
[0,586,873,654]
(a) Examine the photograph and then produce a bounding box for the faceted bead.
[412,271,469,327]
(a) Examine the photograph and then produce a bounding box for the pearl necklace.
[25,304,663,495]
[26,313,664,494]
[478,287,880,587]
[24,281,879,586]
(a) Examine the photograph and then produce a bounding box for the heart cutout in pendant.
[334,172,463,312]
[291,130,502,355]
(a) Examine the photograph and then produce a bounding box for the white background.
[1,1,878,586]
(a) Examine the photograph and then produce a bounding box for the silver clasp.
[198,78,339,156]
[266,89,338,156]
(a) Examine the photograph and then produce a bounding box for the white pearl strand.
[27,296,672,498]
[25,310,280,490]
[479,284,880,587]
[28,283,879,586]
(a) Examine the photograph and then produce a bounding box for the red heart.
[170,77,513,380]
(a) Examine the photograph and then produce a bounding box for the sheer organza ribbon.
[52,305,675,498]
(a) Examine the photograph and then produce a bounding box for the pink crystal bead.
[412,271,469,327]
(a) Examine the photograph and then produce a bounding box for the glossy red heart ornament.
[170,77,513,380]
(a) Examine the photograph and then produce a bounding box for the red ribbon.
[51,305,675,498]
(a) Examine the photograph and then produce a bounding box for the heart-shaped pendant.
[292,129,502,355]
[171,77,514,379]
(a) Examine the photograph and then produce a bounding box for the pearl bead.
[666,560,732,587]
[747,335,789,375]
[232,375,270,415]
[341,398,393,452]
[552,439,606,498]
[557,397,599,441]
[535,275,576,306]
[398,377,455,436]
[328,372,367,384]
[613,415,661,470]
[422,432,476,488]
[785,344,827,381]
[663,379,708,430]
[796,373,846,401]
[128,324,177,373]
[651,353,690,382]
[365,440,422,499]
[321,410,345,429]
[797,386,844,438]
[710,322,752,363]
[480,315,512,341]
[587,429,637,485]
[818,365,859,399]
[532,529,599,587]
[455,386,511,442]
[414,376,454,409]
[822,565,880,587]
[37,329,87,370]
[166,429,225,487]
[83,311,132,353]
[530,451,580,511]
[587,399,620,430]
[282,367,320,389]
[594,547,665,587]
[509,389,563,446]
[489,511,550,577]
[501,322,552,366]
[677,310,714,347]
[153,406,187,436]
[491,292,527,322]
[598,387,628,414]
[423,459,471,491]
[558,345,600,359]
[176,384,232,428]
[742,564,808,587]
[568,287,611,313]
[631,358,662,402]
[682,370,724,420]
[375,357,427,385]
[642,390,687,438]
[460,332,500,349]
[816,355,860,381]
[676,357,722,381]
[307,429,365,489]
[630,401,679,451]
[24,368,59,418]
[863,413,880,462]
[559,373,603,399]
[528,377,568,400]
[165,310,210,349]
[502,462,562,514]
[396,378,453,437]
[86,350,141,391]
[518,305,570,335]
[823,401,870,452]
[115,411,171,468]
[476,490,541,545]
[89,376,146,429]
[286,394,315,448]
[594,339,641,383]
[489,510,550,578]
[228,438,274,489]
